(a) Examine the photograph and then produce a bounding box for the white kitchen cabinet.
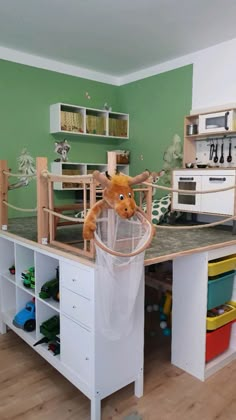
[0,232,144,420]
[50,103,129,139]
[51,161,129,190]
[172,169,236,216]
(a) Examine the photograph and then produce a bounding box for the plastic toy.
[83,170,151,240]
[159,291,172,336]
[13,301,36,332]
[39,278,59,301]
[34,315,60,355]
[21,267,35,289]
[9,265,15,275]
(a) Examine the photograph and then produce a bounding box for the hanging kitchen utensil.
[214,140,218,163]
[220,140,224,164]
[209,139,214,160]
[227,138,232,163]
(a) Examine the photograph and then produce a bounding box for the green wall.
[118,65,193,179]
[0,60,192,217]
[0,59,124,216]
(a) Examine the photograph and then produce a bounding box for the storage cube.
[208,255,236,277]
[207,271,235,310]
[206,322,232,362]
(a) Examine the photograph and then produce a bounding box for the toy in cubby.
[13,299,36,332]
[21,266,35,289]
[159,291,172,336]
[34,315,60,355]
[145,286,172,337]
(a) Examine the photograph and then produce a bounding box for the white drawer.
[60,261,94,299]
[61,287,92,329]
[61,315,91,385]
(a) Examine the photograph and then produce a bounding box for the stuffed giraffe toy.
[83,169,152,240]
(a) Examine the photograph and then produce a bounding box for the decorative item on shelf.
[13,300,36,332]
[103,102,112,111]
[54,139,71,162]
[186,124,198,135]
[111,150,130,164]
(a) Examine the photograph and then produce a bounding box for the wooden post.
[0,160,9,230]
[37,157,49,245]
[107,151,117,176]
[145,178,153,222]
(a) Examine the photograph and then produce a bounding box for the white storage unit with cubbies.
[172,245,236,381]
[50,103,129,139]
[0,232,144,420]
[51,161,129,190]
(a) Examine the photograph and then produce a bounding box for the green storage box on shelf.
[207,271,235,310]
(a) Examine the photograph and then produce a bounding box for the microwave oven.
[198,110,236,134]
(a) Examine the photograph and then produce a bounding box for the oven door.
[172,175,201,212]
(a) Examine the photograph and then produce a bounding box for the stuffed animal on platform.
[83,170,151,240]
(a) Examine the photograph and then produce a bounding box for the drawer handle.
[85,357,89,361]
[72,278,77,282]
[179,177,194,181]
[72,305,77,309]
[209,177,226,182]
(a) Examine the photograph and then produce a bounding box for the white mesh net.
[95,209,152,340]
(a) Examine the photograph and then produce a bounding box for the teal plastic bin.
[207,271,235,310]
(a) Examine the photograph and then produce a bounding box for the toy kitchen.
[172,106,236,219]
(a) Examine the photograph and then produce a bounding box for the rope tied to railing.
[3,201,37,212]
[43,207,84,223]
[3,170,36,179]
[143,180,236,195]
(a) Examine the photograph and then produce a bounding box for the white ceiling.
[1,0,236,79]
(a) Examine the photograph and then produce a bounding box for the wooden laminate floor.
[0,330,236,420]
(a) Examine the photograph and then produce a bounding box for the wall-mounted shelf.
[50,103,129,139]
[51,161,129,190]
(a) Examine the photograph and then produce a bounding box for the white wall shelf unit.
[0,232,144,420]
[51,161,129,190]
[50,103,129,139]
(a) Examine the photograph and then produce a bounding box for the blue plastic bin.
[207,271,235,310]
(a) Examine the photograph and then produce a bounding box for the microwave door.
[206,111,229,131]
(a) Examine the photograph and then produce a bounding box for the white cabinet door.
[61,315,92,385]
[201,175,235,215]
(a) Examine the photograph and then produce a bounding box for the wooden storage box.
[206,322,232,362]
[62,169,81,188]
[116,152,130,164]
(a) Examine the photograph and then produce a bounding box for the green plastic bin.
[207,271,235,310]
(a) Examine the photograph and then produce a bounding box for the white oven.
[172,170,236,216]
[172,174,201,212]
[198,110,236,134]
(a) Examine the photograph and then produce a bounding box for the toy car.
[9,265,15,275]
[13,301,36,332]
[39,278,59,301]
[21,267,35,289]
